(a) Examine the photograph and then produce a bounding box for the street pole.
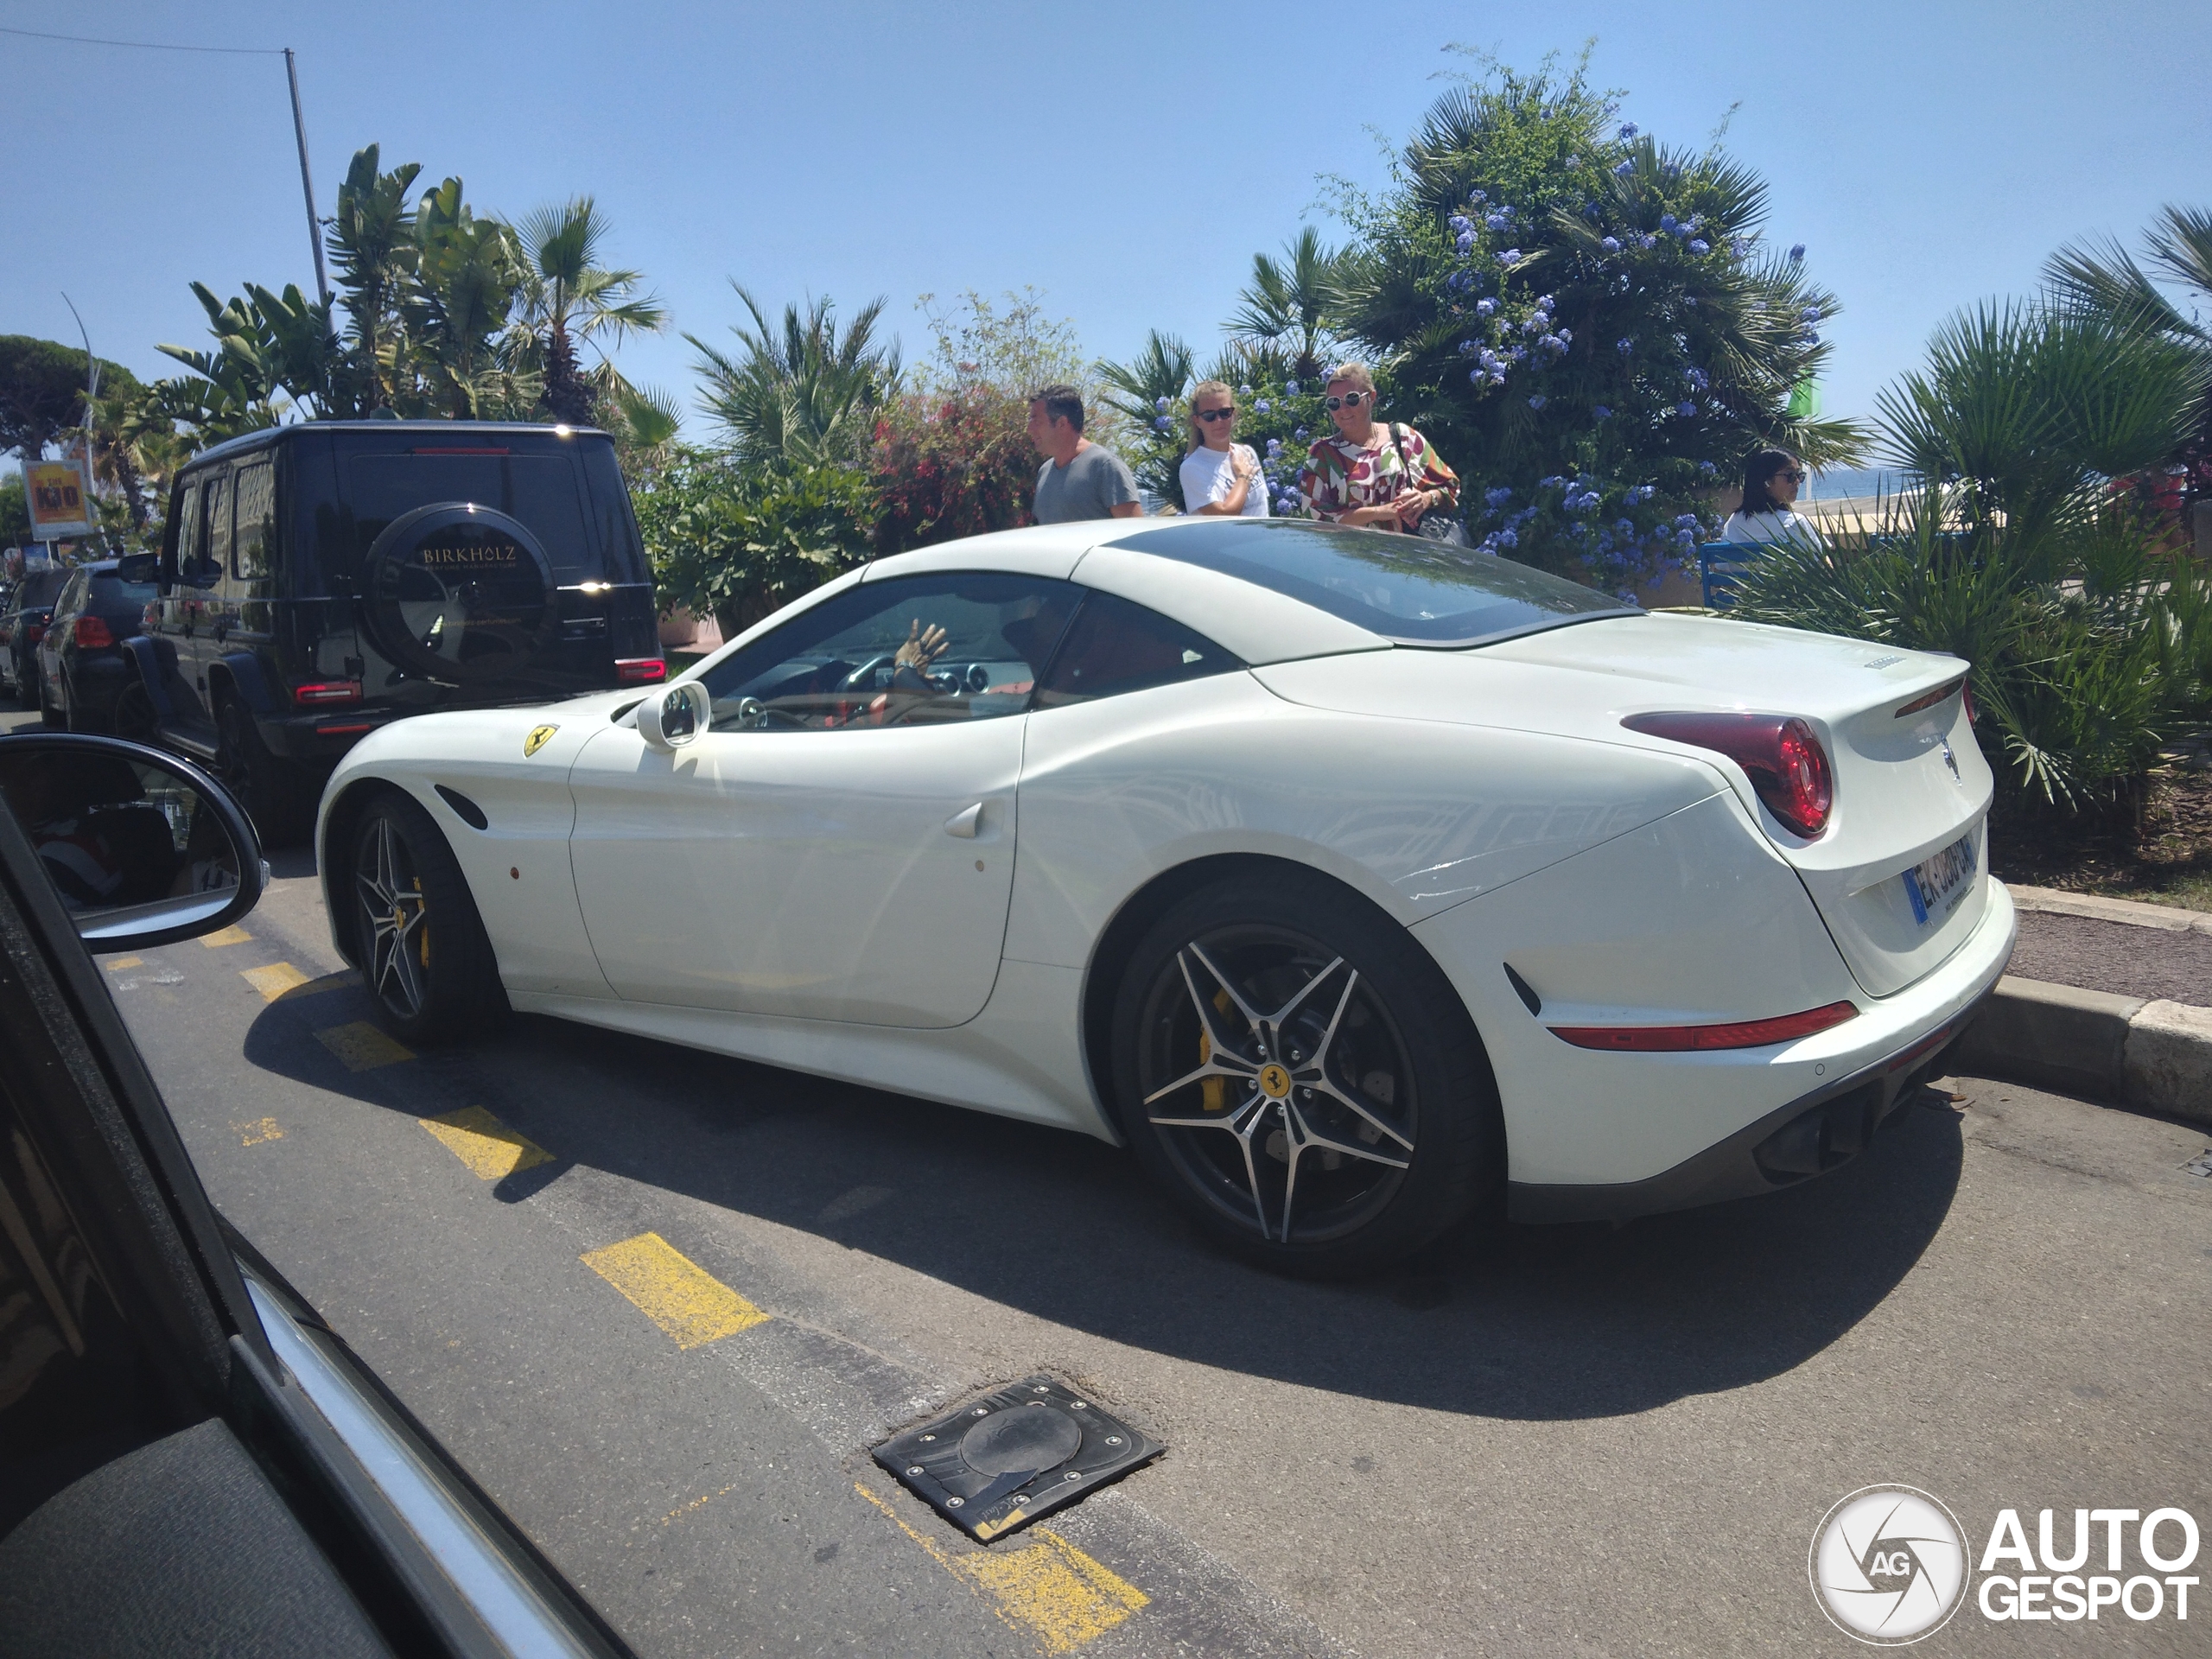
[283,48,331,307]
[60,291,98,559]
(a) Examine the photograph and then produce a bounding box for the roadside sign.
[22,458,93,539]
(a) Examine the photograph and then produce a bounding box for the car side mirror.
[637,681,711,753]
[115,552,161,583]
[0,734,265,952]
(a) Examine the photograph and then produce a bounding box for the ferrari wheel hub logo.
[523,724,558,757]
[1258,1063,1292,1099]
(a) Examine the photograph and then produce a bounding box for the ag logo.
[1810,1485,1969,1644]
[523,724,559,757]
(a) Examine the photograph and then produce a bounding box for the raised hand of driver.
[893,619,950,674]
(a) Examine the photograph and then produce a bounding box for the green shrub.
[631,447,875,636]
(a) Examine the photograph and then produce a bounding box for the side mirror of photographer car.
[637,681,711,753]
[0,734,266,951]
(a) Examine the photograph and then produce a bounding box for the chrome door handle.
[944,803,982,839]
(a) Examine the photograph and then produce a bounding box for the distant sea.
[1806,466,1904,500]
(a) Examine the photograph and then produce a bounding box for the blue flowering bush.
[1325,54,1868,594]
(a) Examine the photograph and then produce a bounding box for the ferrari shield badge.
[524,724,559,757]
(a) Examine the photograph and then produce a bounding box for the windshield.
[16,569,69,607]
[1111,519,1633,645]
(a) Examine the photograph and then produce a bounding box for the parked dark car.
[30,559,160,732]
[121,421,664,842]
[0,730,635,1657]
[0,566,71,709]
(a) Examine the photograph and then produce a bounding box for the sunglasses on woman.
[1325,392,1367,410]
[1776,468,1807,483]
[1195,407,1237,423]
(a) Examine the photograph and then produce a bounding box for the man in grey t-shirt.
[1027,384,1141,524]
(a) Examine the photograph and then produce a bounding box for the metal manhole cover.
[874,1376,1161,1541]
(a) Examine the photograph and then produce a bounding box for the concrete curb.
[1954,976,2212,1128]
[2006,884,2212,934]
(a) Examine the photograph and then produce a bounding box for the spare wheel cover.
[363,503,557,684]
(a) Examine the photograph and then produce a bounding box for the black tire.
[35,664,63,727]
[111,678,158,745]
[61,672,110,733]
[1109,871,1502,1277]
[216,693,314,847]
[350,791,505,1045]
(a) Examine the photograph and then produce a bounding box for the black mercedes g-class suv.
[120,422,663,842]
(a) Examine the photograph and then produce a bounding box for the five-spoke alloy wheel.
[1112,871,1500,1276]
[349,791,503,1044]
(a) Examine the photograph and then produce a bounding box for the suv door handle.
[944,803,983,839]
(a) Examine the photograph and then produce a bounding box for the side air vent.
[1503,963,1542,1016]
[433,785,489,831]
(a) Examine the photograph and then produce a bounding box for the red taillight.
[1622,711,1834,838]
[23,623,43,645]
[1549,1001,1859,1052]
[617,657,668,684]
[292,679,363,706]
[1961,681,1977,726]
[73,615,113,648]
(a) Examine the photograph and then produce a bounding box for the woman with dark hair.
[1720,448,1819,546]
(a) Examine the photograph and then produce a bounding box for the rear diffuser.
[874,1376,1161,1541]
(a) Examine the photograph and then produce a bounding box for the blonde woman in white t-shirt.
[1178,380,1268,516]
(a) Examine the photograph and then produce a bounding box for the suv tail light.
[616,658,668,684]
[73,615,114,648]
[1550,1000,1859,1052]
[292,679,363,706]
[23,623,43,646]
[1622,711,1834,837]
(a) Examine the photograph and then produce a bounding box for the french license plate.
[1904,832,1977,925]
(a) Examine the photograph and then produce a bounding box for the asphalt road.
[10,696,2212,1656]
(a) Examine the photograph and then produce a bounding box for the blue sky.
[3,0,2206,448]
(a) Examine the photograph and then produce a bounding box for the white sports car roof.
[860,518,1633,667]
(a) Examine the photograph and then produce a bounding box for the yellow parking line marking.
[105,956,144,970]
[240,962,311,1001]
[420,1105,553,1181]
[660,1480,741,1527]
[579,1232,766,1349]
[276,969,359,1001]
[231,1116,284,1147]
[314,1021,415,1071]
[855,1484,1147,1655]
[200,925,253,948]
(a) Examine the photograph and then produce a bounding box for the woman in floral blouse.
[1298,362,1459,533]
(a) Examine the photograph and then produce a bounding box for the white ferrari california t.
[316,515,2015,1272]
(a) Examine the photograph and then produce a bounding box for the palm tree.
[403,177,525,418]
[505,197,666,426]
[327,144,422,414]
[686,286,899,467]
[1226,228,1344,383]
[1096,331,1196,501]
[2045,204,2212,522]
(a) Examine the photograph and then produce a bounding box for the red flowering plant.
[871,384,1039,552]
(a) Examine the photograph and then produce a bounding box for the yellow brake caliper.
[1202,988,1232,1110]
